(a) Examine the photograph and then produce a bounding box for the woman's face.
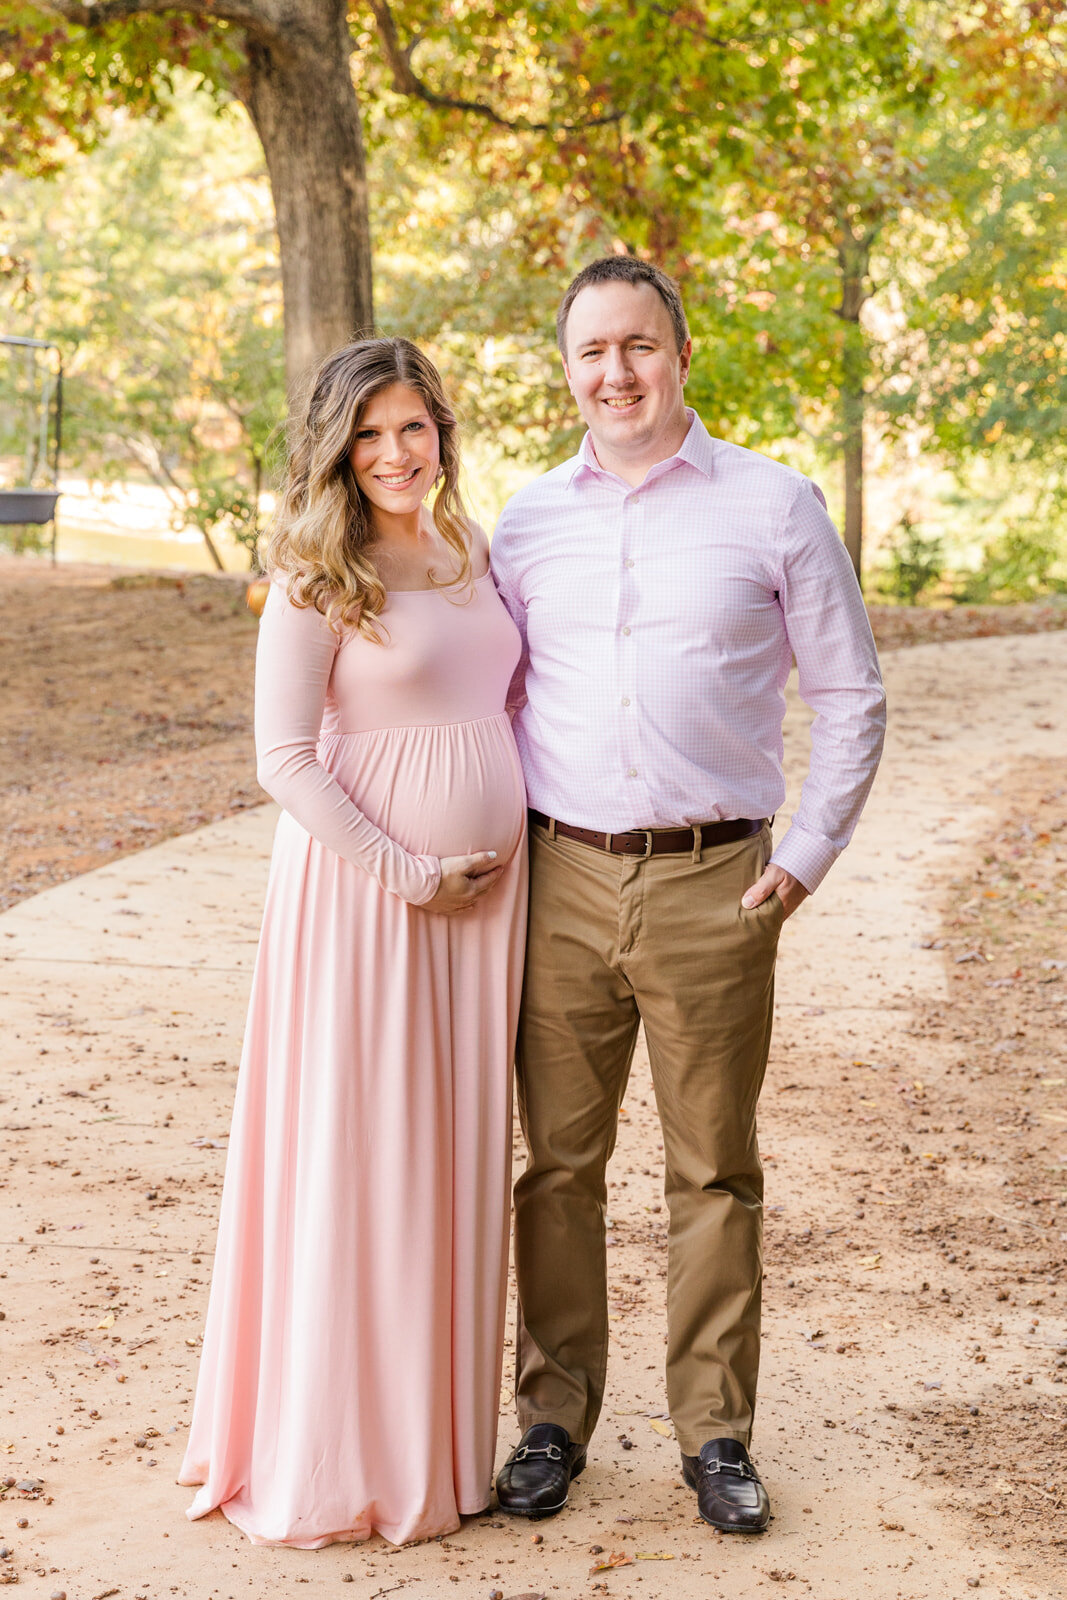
[348,383,441,523]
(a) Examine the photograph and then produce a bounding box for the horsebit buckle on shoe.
[701,1458,757,1481]
[514,1443,564,1462]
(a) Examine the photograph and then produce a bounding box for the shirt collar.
[566,408,718,488]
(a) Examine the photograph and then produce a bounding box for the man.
[490,256,885,1534]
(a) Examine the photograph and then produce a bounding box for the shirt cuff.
[769,822,839,896]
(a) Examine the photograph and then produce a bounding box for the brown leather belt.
[528,810,764,858]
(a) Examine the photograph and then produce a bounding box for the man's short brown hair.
[556,257,690,357]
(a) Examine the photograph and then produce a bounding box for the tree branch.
[367,0,622,133]
[39,0,285,37]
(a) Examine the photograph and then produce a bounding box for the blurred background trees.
[2,0,1065,594]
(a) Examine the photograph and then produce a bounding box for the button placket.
[619,490,642,788]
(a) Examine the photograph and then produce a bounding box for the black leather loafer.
[495,1423,587,1519]
[680,1437,770,1532]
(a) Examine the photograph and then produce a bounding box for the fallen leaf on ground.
[96,1312,115,1330]
[589,1553,633,1574]
[635,1552,675,1560]
[649,1418,673,1437]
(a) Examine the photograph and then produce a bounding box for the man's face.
[562,280,692,472]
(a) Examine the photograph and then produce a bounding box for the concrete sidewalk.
[2,631,1065,1599]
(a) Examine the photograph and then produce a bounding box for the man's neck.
[589,410,691,487]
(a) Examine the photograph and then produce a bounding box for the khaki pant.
[513,821,783,1455]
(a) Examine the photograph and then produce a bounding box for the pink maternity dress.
[179,568,527,1547]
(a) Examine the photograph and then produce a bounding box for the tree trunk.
[837,231,870,580]
[200,526,225,570]
[841,320,864,578]
[240,3,373,390]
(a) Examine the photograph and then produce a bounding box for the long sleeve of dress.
[254,583,442,906]
[488,538,529,719]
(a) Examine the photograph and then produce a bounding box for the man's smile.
[603,395,643,409]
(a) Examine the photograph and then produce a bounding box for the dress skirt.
[179,576,527,1548]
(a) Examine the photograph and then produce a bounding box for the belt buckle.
[637,829,654,860]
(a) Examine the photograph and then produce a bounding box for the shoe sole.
[694,1507,769,1533]
[497,1454,587,1520]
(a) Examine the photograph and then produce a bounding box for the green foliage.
[5,0,1066,585]
[363,0,935,475]
[874,514,944,603]
[185,473,261,570]
[0,522,49,556]
[954,526,1067,605]
[885,113,1067,470]
[367,0,1066,568]
[0,81,284,569]
[0,4,237,177]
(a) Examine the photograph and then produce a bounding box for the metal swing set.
[0,334,63,562]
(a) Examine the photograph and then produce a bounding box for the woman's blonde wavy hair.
[267,337,472,641]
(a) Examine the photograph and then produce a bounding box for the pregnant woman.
[179,338,527,1547]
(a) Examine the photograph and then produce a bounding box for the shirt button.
[627,767,638,777]
[624,558,634,568]
[622,626,631,636]
[621,697,630,706]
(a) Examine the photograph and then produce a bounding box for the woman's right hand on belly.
[425,851,504,914]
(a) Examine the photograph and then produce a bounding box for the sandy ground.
[0,558,259,914]
[0,568,1066,1597]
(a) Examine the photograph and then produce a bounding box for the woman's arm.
[254,583,442,906]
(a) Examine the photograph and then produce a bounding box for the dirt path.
[1,621,1065,1599]
[0,557,259,914]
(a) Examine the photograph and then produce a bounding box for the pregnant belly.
[320,715,527,864]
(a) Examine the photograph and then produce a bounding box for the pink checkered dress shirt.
[490,410,886,893]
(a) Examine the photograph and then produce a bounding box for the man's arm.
[744,479,886,917]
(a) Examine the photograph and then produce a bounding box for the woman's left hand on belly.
[424,850,505,914]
